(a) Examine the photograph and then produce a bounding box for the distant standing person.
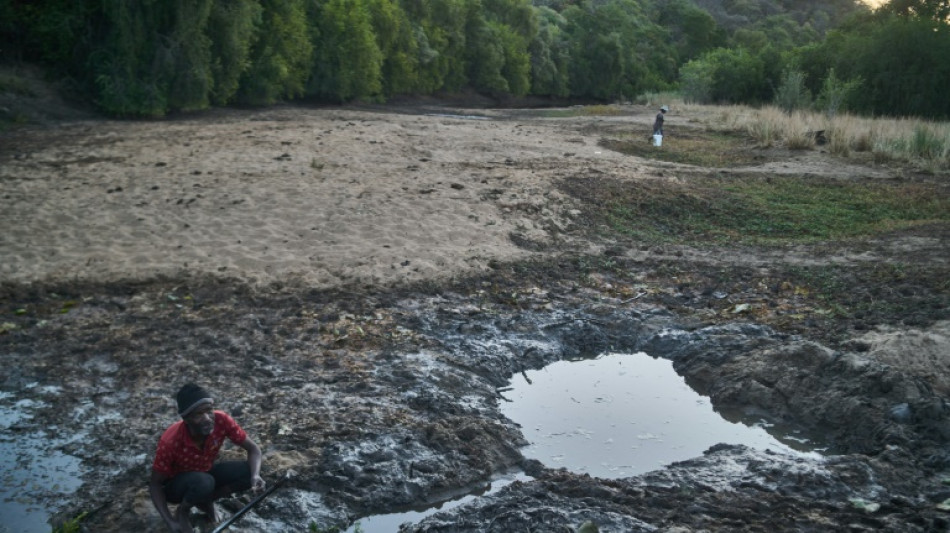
[149,383,265,532]
[653,105,669,136]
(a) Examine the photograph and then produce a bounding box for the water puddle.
[423,113,489,121]
[500,352,824,479]
[344,470,530,533]
[0,390,85,533]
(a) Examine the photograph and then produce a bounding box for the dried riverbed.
[1,101,949,532]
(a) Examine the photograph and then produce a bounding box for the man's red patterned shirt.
[152,410,247,477]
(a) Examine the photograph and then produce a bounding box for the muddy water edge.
[2,268,950,532]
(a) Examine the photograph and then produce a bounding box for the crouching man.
[149,383,265,532]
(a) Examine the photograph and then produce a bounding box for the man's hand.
[239,436,265,494]
[251,474,266,493]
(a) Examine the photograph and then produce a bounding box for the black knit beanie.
[176,383,214,417]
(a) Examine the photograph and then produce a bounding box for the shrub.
[773,69,812,114]
[815,68,861,119]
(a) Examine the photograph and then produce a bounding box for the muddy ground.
[1,95,949,532]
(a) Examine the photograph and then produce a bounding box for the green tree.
[465,15,509,93]
[464,0,534,96]
[679,54,715,103]
[815,68,861,118]
[563,0,672,101]
[166,0,214,112]
[678,46,767,104]
[731,28,768,50]
[1,0,99,66]
[90,0,220,115]
[657,0,723,62]
[367,0,420,95]
[92,1,176,116]
[308,0,384,102]
[238,0,311,105]
[528,6,571,97]
[854,16,950,117]
[798,11,950,118]
[773,68,811,113]
[402,0,469,92]
[207,0,262,105]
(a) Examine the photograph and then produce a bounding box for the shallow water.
[344,470,530,533]
[499,352,823,479]
[0,395,84,533]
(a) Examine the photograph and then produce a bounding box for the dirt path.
[1,103,949,532]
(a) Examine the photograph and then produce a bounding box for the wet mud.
[2,267,950,532]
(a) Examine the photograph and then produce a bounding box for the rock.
[577,521,599,532]
[890,403,912,423]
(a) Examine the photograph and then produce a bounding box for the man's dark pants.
[164,461,251,504]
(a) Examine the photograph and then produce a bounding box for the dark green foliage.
[475,0,535,96]
[92,1,177,116]
[466,16,510,94]
[853,16,950,118]
[395,0,467,93]
[562,0,675,101]
[0,0,99,65]
[773,68,811,113]
[657,0,726,62]
[18,0,949,119]
[207,0,262,105]
[238,0,312,105]
[815,68,861,118]
[464,0,533,96]
[90,0,219,115]
[367,0,420,95]
[308,0,383,102]
[528,7,571,97]
[166,0,214,112]
[797,8,950,119]
[679,46,767,104]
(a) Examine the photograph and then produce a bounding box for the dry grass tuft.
[700,105,949,171]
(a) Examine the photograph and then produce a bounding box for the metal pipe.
[210,472,290,533]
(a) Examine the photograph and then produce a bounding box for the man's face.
[184,405,215,437]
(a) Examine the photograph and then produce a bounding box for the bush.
[773,69,811,113]
[815,68,861,119]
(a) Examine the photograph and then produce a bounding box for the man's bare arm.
[239,437,265,491]
[148,470,184,533]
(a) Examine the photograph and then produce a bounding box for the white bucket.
[652,134,663,147]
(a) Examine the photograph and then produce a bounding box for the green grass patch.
[600,129,766,167]
[52,512,88,533]
[535,105,624,118]
[783,263,950,329]
[562,174,950,245]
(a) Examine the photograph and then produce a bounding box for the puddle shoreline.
[500,352,823,481]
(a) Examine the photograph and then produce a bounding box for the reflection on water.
[344,470,530,533]
[0,393,85,533]
[500,352,824,479]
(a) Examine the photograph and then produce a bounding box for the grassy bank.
[563,173,949,245]
[552,99,950,172]
[714,105,950,171]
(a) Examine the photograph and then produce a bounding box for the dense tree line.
[681,0,950,119]
[1,0,947,118]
